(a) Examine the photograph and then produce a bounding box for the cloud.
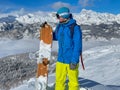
[51,1,79,12]
[79,0,94,7]
[51,1,71,10]
[0,8,27,18]
[10,8,26,15]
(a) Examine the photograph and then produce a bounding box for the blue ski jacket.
[53,19,82,64]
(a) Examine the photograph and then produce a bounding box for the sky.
[0,0,120,14]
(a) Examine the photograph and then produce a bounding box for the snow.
[14,9,120,25]
[15,12,58,24]
[37,40,52,62]
[35,76,48,90]
[1,9,120,27]
[0,39,119,90]
[81,45,120,85]
[1,9,120,90]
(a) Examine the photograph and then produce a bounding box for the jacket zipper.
[61,25,65,63]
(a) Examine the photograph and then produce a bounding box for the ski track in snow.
[81,45,120,85]
[0,39,120,90]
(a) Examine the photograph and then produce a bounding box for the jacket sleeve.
[53,31,58,41]
[53,25,59,41]
[71,25,82,64]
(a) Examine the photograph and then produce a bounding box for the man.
[53,7,82,90]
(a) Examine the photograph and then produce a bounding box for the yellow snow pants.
[55,62,79,90]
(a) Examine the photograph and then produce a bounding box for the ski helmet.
[56,7,70,19]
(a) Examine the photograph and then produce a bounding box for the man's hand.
[69,63,77,70]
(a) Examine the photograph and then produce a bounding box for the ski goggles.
[56,13,71,19]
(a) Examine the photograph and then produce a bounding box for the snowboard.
[35,22,53,90]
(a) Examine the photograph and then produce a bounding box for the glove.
[40,22,47,27]
[69,63,77,70]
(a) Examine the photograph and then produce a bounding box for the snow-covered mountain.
[3,9,120,25]
[75,9,120,25]
[0,9,120,40]
[0,9,120,28]
[1,9,120,25]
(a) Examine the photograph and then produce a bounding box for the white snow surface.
[0,39,120,90]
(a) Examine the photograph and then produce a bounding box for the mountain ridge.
[0,9,120,40]
[0,9,120,25]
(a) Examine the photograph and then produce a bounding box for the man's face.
[58,16,67,23]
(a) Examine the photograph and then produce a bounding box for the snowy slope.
[81,40,120,85]
[3,39,119,90]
